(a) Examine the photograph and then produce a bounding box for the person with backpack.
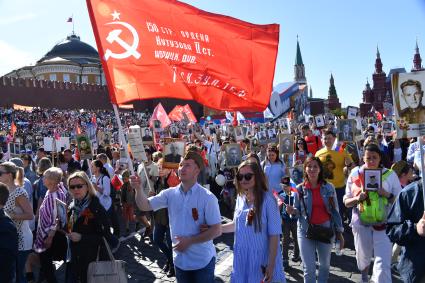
[343,144,402,283]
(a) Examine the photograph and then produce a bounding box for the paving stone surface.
[52,220,403,282]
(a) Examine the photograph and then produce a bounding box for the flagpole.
[72,14,75,35]
[112,104,152,192]
[112,104,135,176]
[419,136,425,208]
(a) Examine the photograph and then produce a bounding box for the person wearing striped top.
[34,167,67,283]
[222,160,285,283]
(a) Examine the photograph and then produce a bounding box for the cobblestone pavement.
[52,219,402,283]
[110,220,403,283]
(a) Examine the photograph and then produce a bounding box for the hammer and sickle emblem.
[104,21,141,60]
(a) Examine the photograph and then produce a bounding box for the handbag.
[300,188,334,244]
[87,237,128,283]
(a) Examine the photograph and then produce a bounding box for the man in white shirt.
[131,151,221,283]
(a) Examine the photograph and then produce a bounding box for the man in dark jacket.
[64,149,81,174]
[387,181,425,283]
[0,182,18,283]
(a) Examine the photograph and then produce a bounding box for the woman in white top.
[1,161,34,283]
[344,143,402,283]
[91,160,112,212]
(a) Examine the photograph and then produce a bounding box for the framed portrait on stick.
[76,135,93,160]
[337,119,355,142]
[392,71,425,138]
[314,115,325,128]
[364,169,382,191]
[163,138,185,169]
[225,143,242,168]
[279,134,294,154]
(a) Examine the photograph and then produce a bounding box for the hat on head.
[183,151,204,170]
[9,157,24,168]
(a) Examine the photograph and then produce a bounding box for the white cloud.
[0,41,35,76]
[0,13,37,26]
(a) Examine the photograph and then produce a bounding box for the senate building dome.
[5,33,106,85]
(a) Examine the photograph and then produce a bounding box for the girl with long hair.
[1,161,34,283]
[287,157,344,283]
[222,160,285,283]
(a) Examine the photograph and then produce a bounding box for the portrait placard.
[128,126,147,162]
[163,138,185,169]
[392,71,425,138]
[337,119,355,142]
[43,137,54,152]
[141,127,154,145]
[364,169,382,191]
[347,106,359,120]
[289,166,303,185]
[257,130,268,144]
[55,198,68,231]
[76,135,93,160]
[225,143,242,168]
[279,134,294,154]
[234,126,244,142]
[314,115,325,128]
[267,128,277,140]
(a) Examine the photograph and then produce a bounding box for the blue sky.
[1,0,424,108]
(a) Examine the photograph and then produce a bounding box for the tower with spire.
[327,74,341,110]
[294,37,307,84]
[412,40,424,72]
[371,46,386,113]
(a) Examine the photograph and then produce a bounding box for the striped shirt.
[34,183,67,253]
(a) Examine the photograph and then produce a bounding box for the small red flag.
[168,105,185,122]
[10,121,17,137]
[149,103,171,128]
[111,174,123,190]
[86,0,279,111]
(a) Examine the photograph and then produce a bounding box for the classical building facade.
[5,34,106,85]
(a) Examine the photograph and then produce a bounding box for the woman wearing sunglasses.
[286,157,344,283]
[222,160,285,283]
[1,161,34,283]
[293,138,311,166]
[65,171,111,283]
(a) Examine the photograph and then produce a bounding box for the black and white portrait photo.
[314,115,325,128]
[364,169,382,191]
[225,144,242,167]
[234,126,244,141]
[279,134,294,154]
[163,139,185,168]
[347,106,359,120]
[337,119,355,142]
[290,166,303,185]
[267,128,277,140]
[142,127,154,144]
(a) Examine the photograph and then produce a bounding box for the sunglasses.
[69,184,86,190]
[236,173,254,181]
[0,171,8,176]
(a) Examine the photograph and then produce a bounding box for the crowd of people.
[0,106,425,283]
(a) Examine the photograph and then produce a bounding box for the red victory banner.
[86,0,279,111]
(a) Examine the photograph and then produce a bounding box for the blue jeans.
[175,256,215,283]
[17,250,31,283]
[298,235,332,283]
[153,223,172,263]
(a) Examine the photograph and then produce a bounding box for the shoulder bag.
[300,187,334,244]
[87,237,128,283]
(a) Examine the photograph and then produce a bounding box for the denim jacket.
[294,181,344,234]
[386,181,425,283]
